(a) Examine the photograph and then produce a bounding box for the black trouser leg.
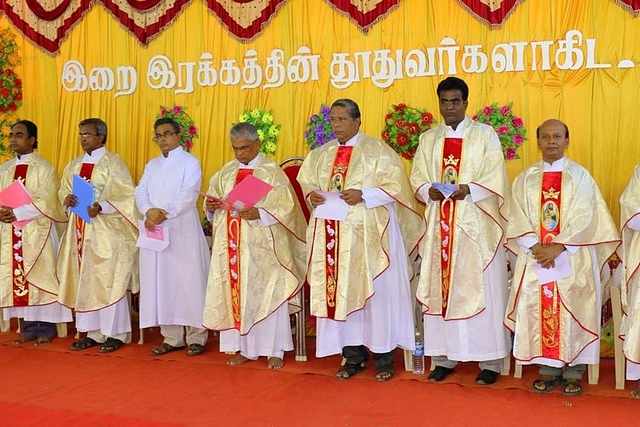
[20,319,57,341]
[342,345,369,365]
[372,350,395,369]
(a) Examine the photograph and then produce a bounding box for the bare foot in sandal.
[268,357,284,370]
[227,354,250,365]
[335,361,366,380]
[631,385,640,399]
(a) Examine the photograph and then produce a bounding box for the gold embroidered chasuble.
[56,151,139,311]
[203,156,307,335]
[297,134,424,321]
[0,153,67,307]
[411,117,509,320]
[505,158,619,363]
[619,164,640,363]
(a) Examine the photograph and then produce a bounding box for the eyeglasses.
[232,140,259,154]
[78,132,97,139]
[439,99,464,107]
[153,131,179,141]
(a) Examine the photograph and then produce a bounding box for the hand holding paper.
[0,180,33,228]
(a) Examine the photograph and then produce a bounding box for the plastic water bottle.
[412,331,425,374]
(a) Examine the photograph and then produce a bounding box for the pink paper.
[0,181,33,229]
[225,174,273,209]
[146,225,164,241]
[0,181,32,208]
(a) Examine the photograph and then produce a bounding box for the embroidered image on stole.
[539,171,563,359]
[11,164,29,306]
[227,168,253,329]
[439,138,462,316]
[324,146,353,319]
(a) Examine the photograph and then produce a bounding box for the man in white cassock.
[297,99,423,381]
[505,119,619,397]
[58,118,138,354]
[203,122,306,369]
[135,117,210,357]
[411,77,511,385]
[0,120,70,345]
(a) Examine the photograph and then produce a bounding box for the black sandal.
[99,337,124,353]
[375,363,395,382]
[335,361,366,380]
[69,336,100,351]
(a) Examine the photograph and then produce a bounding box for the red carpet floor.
[1,323,638,426]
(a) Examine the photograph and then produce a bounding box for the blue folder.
[71,174,96,224]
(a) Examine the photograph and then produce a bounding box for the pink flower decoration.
[472,114,478,121]
[184,139,193,150]
[500,105,511,115]
[497,125,510,135]
[506,148,516,160]
[514,134,524,146]
[512,117,524,128]
[160,108,168,115]
[188,125,197,136]
[483,106,494,115]
[172,106,182,114]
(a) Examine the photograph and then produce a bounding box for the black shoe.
[476,369,500,385]
[428,366,454,382]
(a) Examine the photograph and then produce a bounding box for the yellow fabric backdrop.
[1,0,640,222]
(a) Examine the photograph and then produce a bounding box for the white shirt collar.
[238,153,262,169]
[445,118,466,137]
[339,131,360,147]
[543,157,565,171]
[15,152,33,163]
[82,146,106,163]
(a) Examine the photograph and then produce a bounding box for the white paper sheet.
[533,250,573,283]
[313,190,349,221]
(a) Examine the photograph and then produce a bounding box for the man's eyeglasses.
[439,99,464,107]
[78,132,97,139]
[232,140,259,154]
[153,131,179,141]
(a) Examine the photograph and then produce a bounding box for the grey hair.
[230,122,259,141]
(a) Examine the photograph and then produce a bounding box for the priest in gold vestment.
[297,99,423,381]
[203,122,306,369]
[411,77,511,386]
[619,164,640,398]
[0,121,70,344]
[505,119,619,397]
[57,118,139,354]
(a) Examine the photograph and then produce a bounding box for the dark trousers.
[342,345,395,368]
[20,319,57,341]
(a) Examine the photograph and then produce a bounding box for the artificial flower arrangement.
[155,105,198,152]
[304,104,335,150]
[472,102,526,160]
[237,108,280,156]
[382,103,436,161]
[0,28,22,159]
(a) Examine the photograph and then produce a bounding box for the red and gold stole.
[11,164,30,306]
[539,171,563,359]
[324,145,353,319]
[439,138,463,316]
[227,168,253,329]
[74,163,95,266]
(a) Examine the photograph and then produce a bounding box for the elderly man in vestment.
[135,117,210,357]
[203,122,306,369]
[0,121,70,345]
[618,165,640,398]
[505,119,619,397]
[57,118,139,353]
[410,77,511,385]
[297,99,423,381]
